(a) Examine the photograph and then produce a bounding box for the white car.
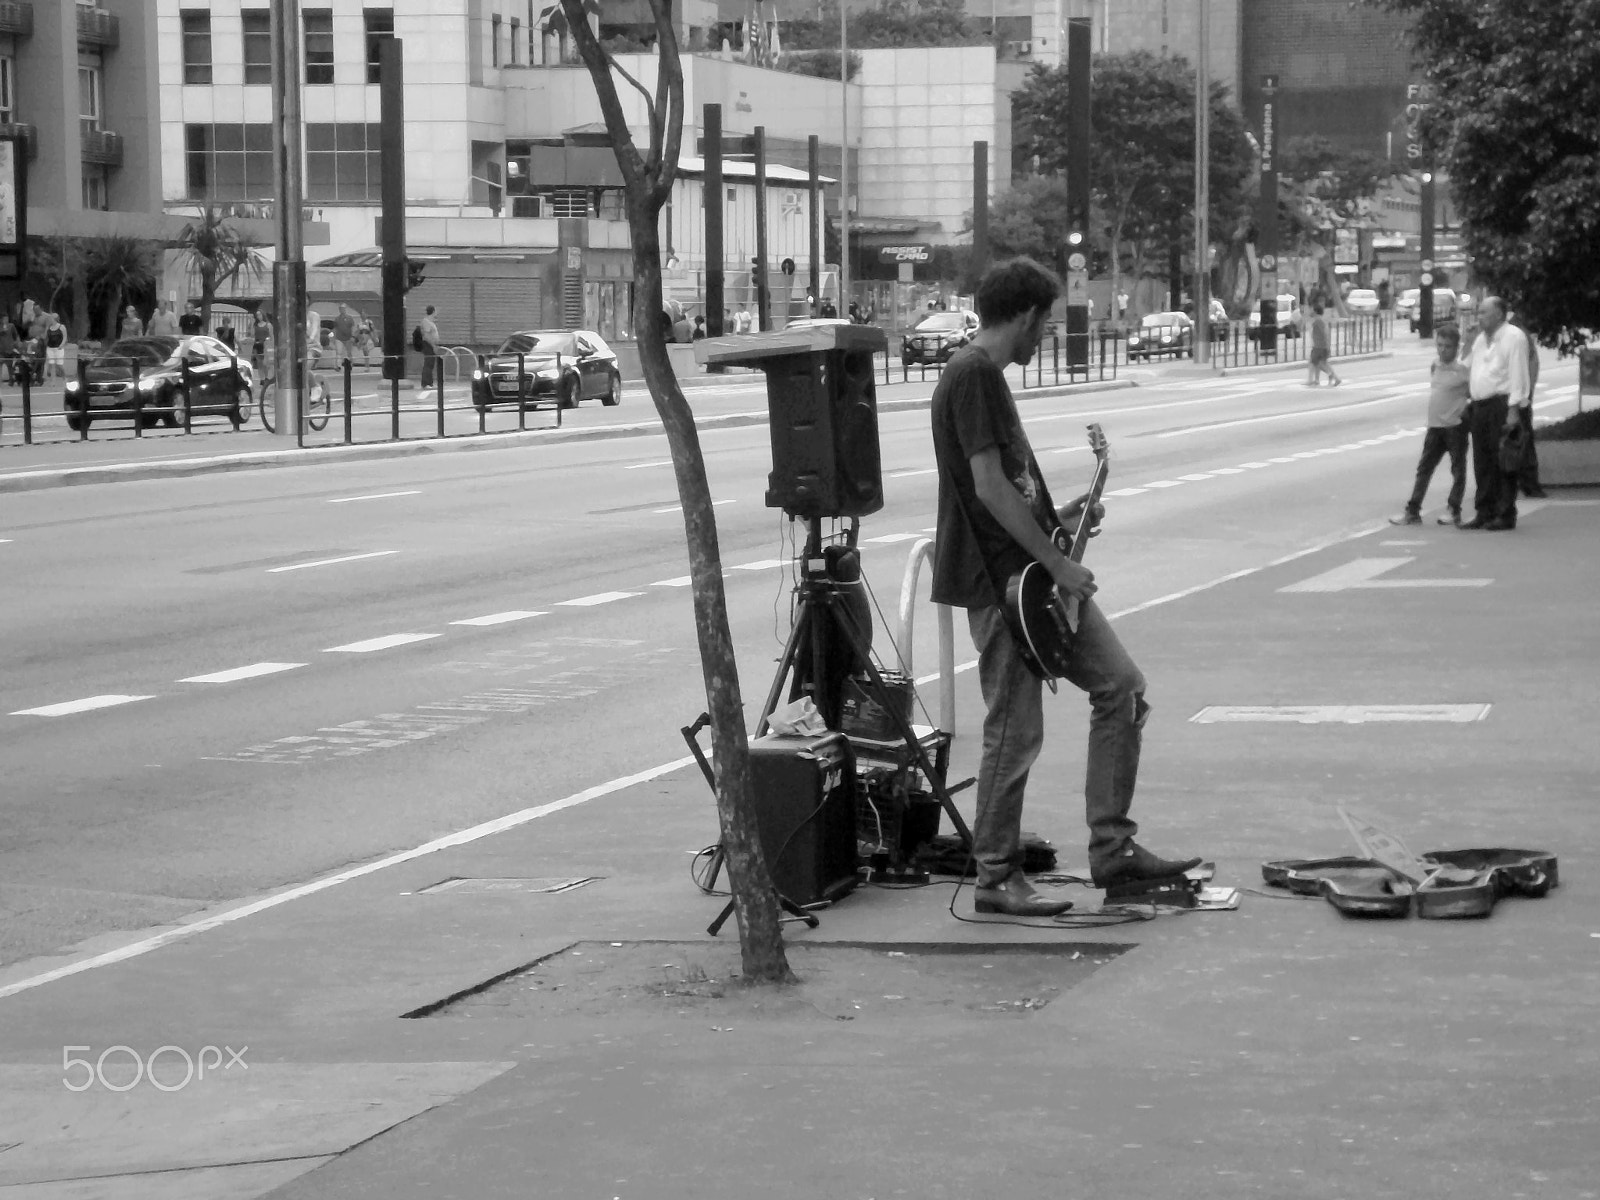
[1247,295,1302,339]
[1396,288,1421,321]
[1346,289,1380,314]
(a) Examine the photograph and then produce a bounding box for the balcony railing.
[80,127,123,167]
[0,2,33,38]
[75,4,118,48]
[0,122,38,160]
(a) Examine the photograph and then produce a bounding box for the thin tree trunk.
[629,196,793,986]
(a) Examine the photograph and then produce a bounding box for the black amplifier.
[747,732,860,906]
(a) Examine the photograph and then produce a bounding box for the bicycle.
[255,367,330,433]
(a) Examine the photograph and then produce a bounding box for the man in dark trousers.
[1461,296,1531,530]
[930,257,1200,917]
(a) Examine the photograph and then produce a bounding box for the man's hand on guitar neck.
[1051,557,1097,602]
[1058,492,1105,538]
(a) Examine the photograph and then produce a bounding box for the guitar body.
[1003,424,1110,682]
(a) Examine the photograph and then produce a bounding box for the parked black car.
[472,330,622,411]
[64,336,254,431]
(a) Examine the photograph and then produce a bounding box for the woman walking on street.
[1306,301,1342,387]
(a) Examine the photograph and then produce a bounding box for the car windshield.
[102,337,178,366]
[1141,313,1189,327]
[498,332,579,356]
[914,314,965,332]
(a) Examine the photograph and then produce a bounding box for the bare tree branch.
[604,49,658,133]
[650,0,685,208]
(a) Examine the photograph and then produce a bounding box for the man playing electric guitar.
[930,258,1201,917]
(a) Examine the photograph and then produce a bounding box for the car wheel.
[65,403,89,432]
[164,390,186,428]
[231,386,252,428]
[601,370,622,406]
[558,376,578,409]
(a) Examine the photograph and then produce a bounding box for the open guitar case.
[1261,849,1559,919]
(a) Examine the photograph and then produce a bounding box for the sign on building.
[877,244,932,265]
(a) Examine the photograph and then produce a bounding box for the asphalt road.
[0,341,1582,969]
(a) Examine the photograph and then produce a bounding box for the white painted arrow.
[1279,557,1492,593]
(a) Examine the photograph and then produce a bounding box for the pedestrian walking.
[44,313,67,380]
[355,318,376,369]
[417,305,441,389]
[331,303,357,368]
[733,306,752,335]
[1306,302,1341,386]
[250,310,272,373]
[1459,295,1531,531]
[147,304,179,337]
[120,306,143,339]
[1389,324,1471,527]
[691,315,707,340]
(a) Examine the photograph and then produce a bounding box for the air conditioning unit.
[1006,39,1032,55]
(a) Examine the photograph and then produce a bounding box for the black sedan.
[901,310,980,366]
[65,336,254,431]
[1126,312,1194,361]
[472,330,622,411]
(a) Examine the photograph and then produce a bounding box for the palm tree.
[175,206,269,331]
[84,236,158,341]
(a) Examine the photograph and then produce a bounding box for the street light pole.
[838,1,850,313]
[270,0,306,436]
[1193,0,1210,364]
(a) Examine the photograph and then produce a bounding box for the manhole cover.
[416,876,601,895]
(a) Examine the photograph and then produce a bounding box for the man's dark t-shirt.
[178,312,203,335]
[930,345,1054,609]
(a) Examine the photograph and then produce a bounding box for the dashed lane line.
[450,611,548,627]
[327,490,422,503]
[267,550,399,573]
[325,633,441,653]
[558,591,641,607]
[180,663,306,684]
[11,695,156,717]
[654,499,735,514]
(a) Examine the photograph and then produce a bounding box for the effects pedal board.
[1102,862,1215,908]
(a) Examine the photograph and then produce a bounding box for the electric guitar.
[1002,423,1111,684]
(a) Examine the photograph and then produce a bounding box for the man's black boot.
[1091,843,1204,889]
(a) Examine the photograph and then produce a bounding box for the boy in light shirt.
[1389,323,1471,526]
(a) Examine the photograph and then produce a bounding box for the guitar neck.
[1066,458,1111,563]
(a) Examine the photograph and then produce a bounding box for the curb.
[0,376,1137,494]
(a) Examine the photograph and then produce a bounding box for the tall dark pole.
[971,140,989,286]
[1192,0,1210,363]
[705,104,725,337]
[807,134,821,313]
[1419,168,1435,339]
[1065,17,1091,368]
[270,0,306,435]
[1257,74,1279,354]
[378,37,408,379]
[754,125,769,331]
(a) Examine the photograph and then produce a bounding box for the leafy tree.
[1276,135,1398,230]
[175,207,269,332]
[1012,52,1254,317]
[84,236,158,341]
[987,175,1074,271]
[782,0,979,51]
[558,0,792,983]
[1376,0,1600,350]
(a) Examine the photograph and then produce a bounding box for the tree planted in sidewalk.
[558,0,793,984]
[175,207,269,333]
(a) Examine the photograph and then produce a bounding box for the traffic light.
[405,258,426,293]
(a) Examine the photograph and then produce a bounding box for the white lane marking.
[625,459,674,469]
[1156,391,1409,438]
[325,633,441,653]
[327,490,422,503]
[1193,704,1490,724]
[12,694,155,717]
[1106,487,1147,497]
[889,467,938,478]
[1291,451,1319,459]
[559,591,640,607]
[1338,443,1368,451]
[0,538,11,544]
[450,611,547,627]
[1047,444,1091,455]
[1240,461,1271,469]
[865,532,923,544]
[651,576,692,587]
[0,755,697,1003]
[1143,480,1185,488]
[729,558,786,571]
[1268,456,1297,463]
[1380,539,1429,547]
[654,500,735,514]
[1279,557,1492,593]
[1210,467,1244,475]
[1178,473,1213,481]
[180,663,306,684]
[268,550,398,573]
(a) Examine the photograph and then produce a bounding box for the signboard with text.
[877,244,932,265]
[0,137,22,281]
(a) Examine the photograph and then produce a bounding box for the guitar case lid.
[1262,848,1559,919]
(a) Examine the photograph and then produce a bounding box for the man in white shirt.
[1461,295,1530,530]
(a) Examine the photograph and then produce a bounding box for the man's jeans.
[967,601,1148,887]
[1405,422,1468,516]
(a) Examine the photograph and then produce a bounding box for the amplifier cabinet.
[747,732,860,906]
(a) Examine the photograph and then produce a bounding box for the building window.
[544,189,593,218]
[509,18,520,65]
[242,9,272,86]
[180,10,213,85]
[364,8,394,84]
[597,189,625,221]
[304,9,334,85]
[82,166,109,211]
[78,65,102,137]
[0,55,13,123]
[491,14,502,67]
[185,123,275,200]
[305,122,381,202]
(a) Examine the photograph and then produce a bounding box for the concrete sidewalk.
[0,489,1591,1199]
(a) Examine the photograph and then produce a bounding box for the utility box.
[695,324,886,519]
